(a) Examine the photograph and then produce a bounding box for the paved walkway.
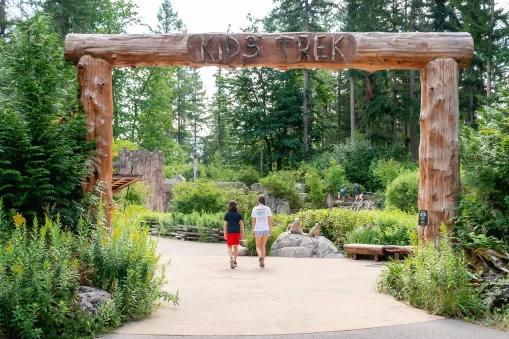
[104,238,506,338]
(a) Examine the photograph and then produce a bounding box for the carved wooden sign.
[187,33,356,66]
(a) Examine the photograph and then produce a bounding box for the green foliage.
[277,208,416,247]
[385,171,419,213]
[171,180,224,214]
[114,182,149,207]
[458,88,509,245]
[170,180,258,220]
[370,158,405,190]
[112,140,138,162]
[378,231,485,318]
[346,217,411,246]
[260,171,302,210]
[324,160,349,192]
[304,170,325,208]
[332,140,380,187]
[0,204,176,339]
[0,15,92,227]
[169,211,224,229]
[236,167,260,186]
[77,209,178,321]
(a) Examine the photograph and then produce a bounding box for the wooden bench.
[343,244,386,262]
[383,245,413,260]
[343,244,414,261]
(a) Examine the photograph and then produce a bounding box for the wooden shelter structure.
[64,32,474,242]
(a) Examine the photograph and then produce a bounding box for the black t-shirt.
[224,211,243,233]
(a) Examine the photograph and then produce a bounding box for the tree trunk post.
[78,55,114,227]
[418,58,460,244]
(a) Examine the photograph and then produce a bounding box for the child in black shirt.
[223,200,245,269]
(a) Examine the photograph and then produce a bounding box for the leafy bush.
[171,180,225,214]
[378,230,485,318]
[385,171,419,213]
[370,158,405,190]
[236,167,260,186]
[260,171,302,210]
[0,15,92,227]
[274,208,416,247]
[458,88,509,246]
[114,182,149,207]
[324,160,349,193]
[304,170,325,208]
[0,204,177,339]
[169,211,224,229]
[77,209,178,321]
[332,140,380,187]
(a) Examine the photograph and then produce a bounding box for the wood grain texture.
[65,32,474,72]
[418,58,461,244]
[343,244,386,256]
[78,55,114,226]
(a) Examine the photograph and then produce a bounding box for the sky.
[128,0,275,96]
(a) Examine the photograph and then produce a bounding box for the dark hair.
[228,200,238,212]
[258,195,265,205]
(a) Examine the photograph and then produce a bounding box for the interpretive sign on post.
[418,210,428,226]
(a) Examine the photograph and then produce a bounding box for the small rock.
[78,286,115,316]
[238,245,248,256]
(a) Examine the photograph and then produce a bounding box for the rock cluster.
[270,232,344,258]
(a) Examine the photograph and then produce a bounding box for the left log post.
[78,55,114,227]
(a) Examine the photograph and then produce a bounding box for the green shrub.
[260,171,302,210]
[385,171,419,213]
[77,209,178,321]
[0,213,96,338]
[459,88,509,246]
[370,158,405,190]
[332,140,380,187]
[236,167,260,186]
[324,160,349,193]
[276,208,416,247]
[346,226,383,244]
[0,16,92,227]
[0,203,177,339]
[114,182,149,207]
[172,180,224,214]
[378,230,485,318]
[170,211,224,229]
[304,170,325,208]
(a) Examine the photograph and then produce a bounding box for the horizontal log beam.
[65,32,474,72]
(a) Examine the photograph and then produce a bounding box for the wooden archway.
[64,32,474,243]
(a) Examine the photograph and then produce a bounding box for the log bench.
[343,244,414,261]
[343,244,386,262]
[384,245,413,260]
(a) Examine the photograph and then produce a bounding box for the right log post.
[418,58,461,244]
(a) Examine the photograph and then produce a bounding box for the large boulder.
[78,286,115,316]
[270,232,344,258]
